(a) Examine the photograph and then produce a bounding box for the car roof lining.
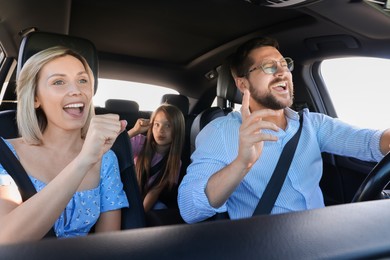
[2,0,390,100]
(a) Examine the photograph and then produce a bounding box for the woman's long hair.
[135,104,185,195]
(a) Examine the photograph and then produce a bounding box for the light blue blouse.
[0,139,129,238]
[178,108,384,223]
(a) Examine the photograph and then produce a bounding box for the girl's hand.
[128,118,150,137]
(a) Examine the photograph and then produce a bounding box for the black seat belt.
[140,155,168,196]
[0,137,56,238]
[252,111,304,216]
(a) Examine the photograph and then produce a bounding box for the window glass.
[0,47,4,65]
[94,79,179,111]
[0,45,8,104]
[321,57,389,130]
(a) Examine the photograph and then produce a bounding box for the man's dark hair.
[230,37,279,78]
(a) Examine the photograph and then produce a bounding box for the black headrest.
[161,94,189,115]
[105,99,139,114]
[216,62,242,104]
[105,99,140,130]
[17,31,99,93]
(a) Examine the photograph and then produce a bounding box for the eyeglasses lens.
[262,58,293,74]
[245,57,294,76]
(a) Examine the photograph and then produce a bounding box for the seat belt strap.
[252,111,304,216]
[0,137,56,238]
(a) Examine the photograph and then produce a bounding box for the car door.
[306,57,389,206]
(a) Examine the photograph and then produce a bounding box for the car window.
[0,44,8,103]
[94,78,179,111]
[321,57,389,130]
[0,46,4,65]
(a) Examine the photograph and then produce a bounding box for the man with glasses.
[178,37,390,223]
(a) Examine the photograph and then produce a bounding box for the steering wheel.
[352,152,390,202]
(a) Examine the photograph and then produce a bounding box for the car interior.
[2,0,390,258]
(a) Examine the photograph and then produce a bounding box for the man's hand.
[237,89,279,170]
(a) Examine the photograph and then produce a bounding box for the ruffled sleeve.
[99,150,129,212]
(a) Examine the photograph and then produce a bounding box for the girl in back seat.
[128,104,185,212]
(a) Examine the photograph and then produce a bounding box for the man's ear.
[234,77,248,93]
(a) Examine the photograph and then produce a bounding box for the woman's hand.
[81,114,127,165]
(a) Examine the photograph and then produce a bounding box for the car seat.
[190,60,242,153]
[0,31,146,230]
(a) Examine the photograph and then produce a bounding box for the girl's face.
[35,55,93,133]
[152,111,173,150]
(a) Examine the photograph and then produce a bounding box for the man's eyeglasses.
[245,57,294,76]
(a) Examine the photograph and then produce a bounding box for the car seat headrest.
[161,94,189,115]
[105,99,139,114]
[216,61,242,104]
[105,99,140,129]
[17,31,99,93]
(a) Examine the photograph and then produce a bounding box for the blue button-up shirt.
[178,108,384,223]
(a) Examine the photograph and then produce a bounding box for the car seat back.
[0,110,18,139]
[190,61,241,153]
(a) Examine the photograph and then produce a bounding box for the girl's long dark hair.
[135,104,185,195]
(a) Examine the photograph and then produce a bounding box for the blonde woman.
[0,46,129,244]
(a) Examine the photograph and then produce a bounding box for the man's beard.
[249,82,294,110]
